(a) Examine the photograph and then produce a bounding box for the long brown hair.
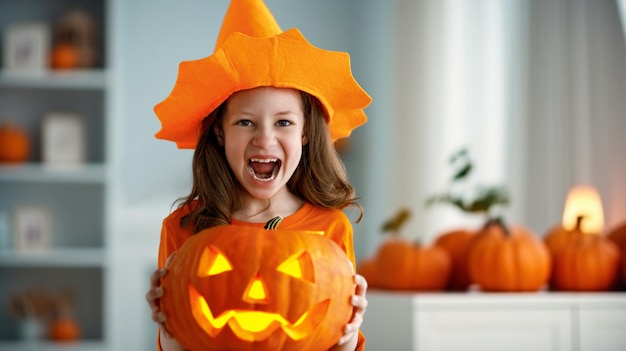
[178,90,362,233]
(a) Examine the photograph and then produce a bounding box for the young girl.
[145,1,371,350]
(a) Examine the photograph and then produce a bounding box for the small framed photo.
[42,112,86,167]
[3,22,51,72]
[13,207,52,251]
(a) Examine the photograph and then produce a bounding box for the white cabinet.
[361,291,626,351]
[0,1,111,350]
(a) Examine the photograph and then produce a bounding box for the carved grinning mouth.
[189,283,330,342]
[248,158,281,182]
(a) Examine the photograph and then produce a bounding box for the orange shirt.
[156,201,365,351]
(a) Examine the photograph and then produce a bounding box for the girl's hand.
[333,273,368,350]
[145,252,176,339]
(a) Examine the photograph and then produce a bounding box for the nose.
[252,124,276,149]
[243,273,269,304]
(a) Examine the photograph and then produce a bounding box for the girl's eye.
[276,120,291,127]
[236,120,253,127]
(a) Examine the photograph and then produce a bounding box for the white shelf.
[0,248,106,268]
[361,291,626,351]
[0,164,107,184]
[0,340,107,351]
[0,70,108,90]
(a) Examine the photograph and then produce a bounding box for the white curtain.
[390,0,626,242]
[524,0,626,234]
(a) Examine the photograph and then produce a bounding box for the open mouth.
[248,158,281,182]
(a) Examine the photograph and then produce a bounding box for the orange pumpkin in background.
[547,218,620,291]
[0,123,30,163]
[607,222,626,289]
[376,238,451,291]
[608,222,626,252]
[50,43,81,70]
[160,225,354,351]
[434,228,476,291]
[356,256,381,289]
[467,218,551,292]
[49,318,81,341]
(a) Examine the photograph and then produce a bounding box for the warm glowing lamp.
[561,184,605,234]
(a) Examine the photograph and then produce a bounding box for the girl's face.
[220,86,307,201]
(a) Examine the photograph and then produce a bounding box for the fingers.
[354,273,368,296]
[165,251,177,268]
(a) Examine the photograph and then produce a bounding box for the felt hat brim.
[154,28,371,149]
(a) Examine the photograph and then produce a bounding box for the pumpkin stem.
[575,215,585,231]
[264,216,283,230]
[485,216,510,236]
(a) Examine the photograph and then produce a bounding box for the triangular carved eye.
[198,246,233,277]
[277,251,315,283]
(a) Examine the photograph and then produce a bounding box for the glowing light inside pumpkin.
[562,184,605,234]
[243,274,269,304]
[198,246,233,277]
[189,283,330,341]
[187,246,332,342]
[277,251,315,282]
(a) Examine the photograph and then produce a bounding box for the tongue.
[251,162,275,178]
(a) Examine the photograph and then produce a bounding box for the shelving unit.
[0,0,110,349]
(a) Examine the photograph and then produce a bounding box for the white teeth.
[248,158,280,182]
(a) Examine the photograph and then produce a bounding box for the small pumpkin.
[160,224,354,351]
[0,123,30,163]
[548,217,620,291]
[607,221,626,251]
[607,222,626,289]
[434,228,476,291]
[50,43,81,70]
[48,289,80,342]
[49,318,81,341]
[467,218,551,292]
[356,256,381,289]
[376,237,451,291]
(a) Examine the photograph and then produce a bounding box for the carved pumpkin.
[467,218,551,292]
[434,228,476,291]
[160,225,354,351]
[375,237,451,291]
[0,123,30,163]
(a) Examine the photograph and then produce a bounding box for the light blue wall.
[115,0,394,259]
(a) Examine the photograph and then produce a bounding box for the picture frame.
[13,207,52,251]
[42,112,86,167]
[3,22,51,72]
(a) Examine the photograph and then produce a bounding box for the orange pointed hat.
[154,0,372,149]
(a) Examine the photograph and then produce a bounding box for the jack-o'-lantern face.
[161,226,354,351]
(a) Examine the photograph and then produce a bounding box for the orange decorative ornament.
[160,224,354,351]
[434,228,476,291]
[0,123,30,163]
[467,218,551,292]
